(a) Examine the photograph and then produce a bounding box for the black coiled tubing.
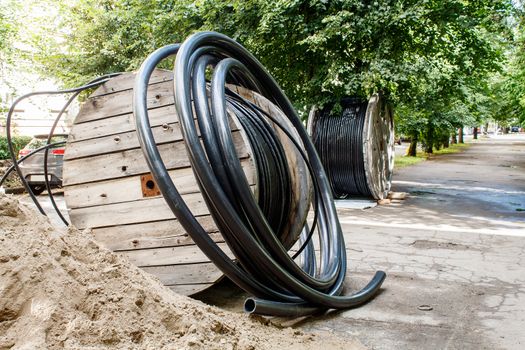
[3,74,121,225]
[312,98,371,199]
[133,31,385,316]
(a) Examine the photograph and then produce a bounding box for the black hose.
[43,92,80,226]
[311,98,372,198]
[4,73,121,220]
[133,31,385,316]
[0,142,65,188]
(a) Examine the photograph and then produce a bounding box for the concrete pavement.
[302,134,525,349]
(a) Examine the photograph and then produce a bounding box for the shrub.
[0,136,32,160]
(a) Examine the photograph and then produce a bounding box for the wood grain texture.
[68,105,178,142]
[121,242,232,267]
[63,130,248,186]
[90,70,173,97]
[65,161,255,209]
[92,220,222,252]
[70,193,208,229]
[75,80,174,124]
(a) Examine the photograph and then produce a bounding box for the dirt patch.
[409,239,471,251]
[0,194,363,350]
[0,160,24,190]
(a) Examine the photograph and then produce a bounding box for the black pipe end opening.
[244,298,256,314]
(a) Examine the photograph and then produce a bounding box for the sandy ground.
[11,134,525,349]
[0,195,364,350]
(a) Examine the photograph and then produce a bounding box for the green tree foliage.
[29,0,201,87]
[26,0,516,150]
[0,1,17,113]
[0,136,32,160]
[490,10,525,127]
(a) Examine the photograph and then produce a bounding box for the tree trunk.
[444,136,450,148]
[473,126,478,140]
[407,138,418,157]
[458,127,464,143]
[450,132,457,144]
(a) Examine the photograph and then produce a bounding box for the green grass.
[395,142,470,169]
[432,142,470,156]
[394,154,427,168]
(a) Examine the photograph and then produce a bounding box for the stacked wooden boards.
[63,70,310,295]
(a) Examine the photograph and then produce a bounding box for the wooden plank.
[121,242,232,267]
[65,117,240,161]
[62,130,248,186]
[68,105,178,142]
[75,79,174,124]
[168,283,215,296]
[69,192,210,229]
[142,263,221,285]
[65,122,181,160]
[65,160,255,209]
[92,217,222,251]
[90,70,173,97]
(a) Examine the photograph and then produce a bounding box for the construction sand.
[0,195,364,350]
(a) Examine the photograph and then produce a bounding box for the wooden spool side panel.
[363,93,396,200]
[383,104,395,192]
[68,105,177,143]
[363,94,384,199]
[63,128,248,186]
[363,95,395,199]
[65,163,255,209]
[64,70,257,295]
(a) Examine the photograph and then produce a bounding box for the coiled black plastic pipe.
[133,31,385,316]
[311,98,371,198]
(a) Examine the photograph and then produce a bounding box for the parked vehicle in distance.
[18,134,68,195]
[511,126,520,133]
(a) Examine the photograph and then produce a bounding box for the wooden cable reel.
[307,94,395,200]
[62,70,311,295]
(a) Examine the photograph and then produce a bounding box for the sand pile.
[0,195,363,350]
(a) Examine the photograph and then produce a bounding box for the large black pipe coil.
[309,96,395,200]
[133,31,386,316]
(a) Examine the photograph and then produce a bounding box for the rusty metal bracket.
[141,173,161,197]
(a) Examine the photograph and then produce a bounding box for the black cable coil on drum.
[311,98,372,199]
[133,31,385,316]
